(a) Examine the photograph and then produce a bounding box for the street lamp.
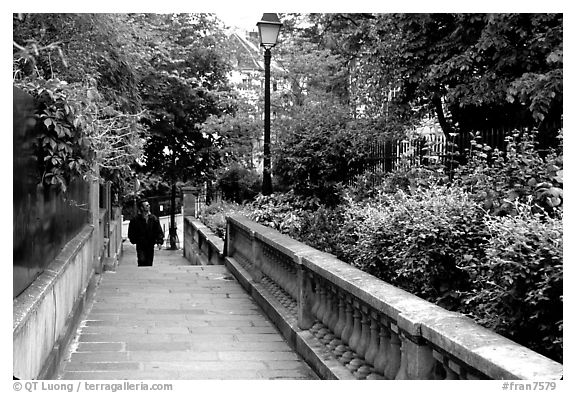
[257,13,282,195]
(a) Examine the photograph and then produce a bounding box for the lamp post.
[163,146,178,250]
[257,13,282,195]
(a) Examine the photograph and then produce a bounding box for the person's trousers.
[136,244,155,266]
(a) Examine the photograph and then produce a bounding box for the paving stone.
[142,361,267,371]
[190,341,293,352]
[60,370,181,380]
[65,362,140,372]
[70,352,130,362]
[126,341,193,351]
[57,243,317,380]
[218,351,300,361]
[76,342,125,352]
[128,351,219,362]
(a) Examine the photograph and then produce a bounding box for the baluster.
[282,260,294,297]
[445,360,461,380]
[431,350,446,380]
[347,301,362,352]
[357,305,371,357]
[366,315,390,380]
[394,334,408,380]
[333,293,346,338]
[355,306,373,379]
[325,287,340,348]
[335,295,353,360]
[346,301,365,373]
[338,296,355,364]
[309,277,322,333]
[328,288,340,332]
[275,254,288,293]
[367,319,389,379]
[288,264,297,299]
[269,250,282,291]
[315,282,329,339]
[384,325,401,379]
[445,367,459,380]
[364,311,380,369]
[328,292,345,351]
[320,287,336,345]
[321,285,333,327]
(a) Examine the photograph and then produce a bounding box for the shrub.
[245,191,315,235]
[200,200,248,239]
[216,164,261,203]
[464,201,563,361]
[341,184,489,310]
[455,129,563,218]
[273,101,378,206]
[214,184,563,362]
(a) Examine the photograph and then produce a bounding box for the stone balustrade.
[183,217,225,265]
[222,214,562,380]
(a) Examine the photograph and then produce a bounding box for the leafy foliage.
[230,131,563,362]
[273,100,380,205]
[465,203,562,361]
[13,13,146,193]
[15,78,93,190]
[14,77,144,192]
[308,13,562,140]
[455,129,563,217]
[200,99,263,171]
[13,14,141,111]
[135,14,234,188]
[342,185,488,310]
[216,164,261,203]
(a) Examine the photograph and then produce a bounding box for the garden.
[13,13,563,363]
[200,127,563,363]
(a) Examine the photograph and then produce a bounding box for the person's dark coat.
[128,214,164,247]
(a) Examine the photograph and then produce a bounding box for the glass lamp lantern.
[256,13,283,49]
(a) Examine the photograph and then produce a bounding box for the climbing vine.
[15,77,145,193]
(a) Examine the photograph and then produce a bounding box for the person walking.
[128,200,165,267]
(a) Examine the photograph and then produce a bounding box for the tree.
[317,13,562,144]
[13,13,146,194]
[132,13,234,248]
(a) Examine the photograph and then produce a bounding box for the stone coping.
[184,217,224,254]
[13,225,94,334]
[225,214,563,380]
[227,214,318,260]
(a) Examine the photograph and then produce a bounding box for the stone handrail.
[224,214,562,380]
[183,217,225,265]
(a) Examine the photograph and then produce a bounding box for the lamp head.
[257,13,282,49]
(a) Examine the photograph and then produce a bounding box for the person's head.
[139,200,151,214]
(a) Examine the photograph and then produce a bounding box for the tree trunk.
[432,94,452,139]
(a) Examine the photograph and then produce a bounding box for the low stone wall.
[13,213,124,379]
[183,217,225,266]
[181,213,563,380]
[13,226,95,379]
[223,214,563,380]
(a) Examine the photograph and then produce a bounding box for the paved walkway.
[57,243,318,380]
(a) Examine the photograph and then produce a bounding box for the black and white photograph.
[11,2,566,389]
